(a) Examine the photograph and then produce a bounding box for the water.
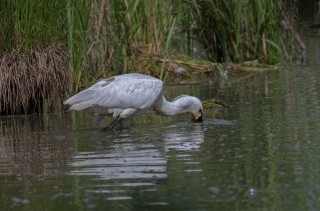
[1,36,320,210]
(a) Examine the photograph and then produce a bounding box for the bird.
[64,73,203,130]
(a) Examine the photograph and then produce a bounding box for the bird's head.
[190,97,203,122]
[171,95,204,122]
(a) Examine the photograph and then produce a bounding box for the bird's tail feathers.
[63,89,94,105]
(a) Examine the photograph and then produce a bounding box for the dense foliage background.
[0,0,317,114]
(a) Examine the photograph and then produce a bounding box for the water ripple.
[69,146,167,180]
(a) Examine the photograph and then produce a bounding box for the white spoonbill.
[64,73,203,130]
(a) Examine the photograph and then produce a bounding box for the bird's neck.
[153,96,189,116]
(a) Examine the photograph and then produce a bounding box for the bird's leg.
[101,116,122,131]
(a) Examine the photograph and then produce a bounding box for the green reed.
[186,0,299,64]
[67,0,92,92]
[0,0,302,97]
[106,0,177,79]
[0,0,65,52]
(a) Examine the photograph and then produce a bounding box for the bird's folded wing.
[96,77,163,109]
[64,76,163,111]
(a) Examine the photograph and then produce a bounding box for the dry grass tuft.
[0,46,68,115]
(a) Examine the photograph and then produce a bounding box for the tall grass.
[87,0,177,80]
[67,0,92,92]
[0,0,65,53]
[0,0,68,114]
[0,46,68,114]
[0,0,303,114]
[186,0,300,64]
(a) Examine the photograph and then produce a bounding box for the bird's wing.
[63,78,113,110]
[96,75,163,109]
[64,74,163,111]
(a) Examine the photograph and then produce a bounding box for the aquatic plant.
[0,0,66,53]
[0,0,306,114]
[185,0,303,64]
[87,0,176,79]
[0,46,68,114]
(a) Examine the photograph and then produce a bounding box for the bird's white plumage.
[64,73,163,115]
[64,73,203,130]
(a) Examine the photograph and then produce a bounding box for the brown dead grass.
[0,46,68,115]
